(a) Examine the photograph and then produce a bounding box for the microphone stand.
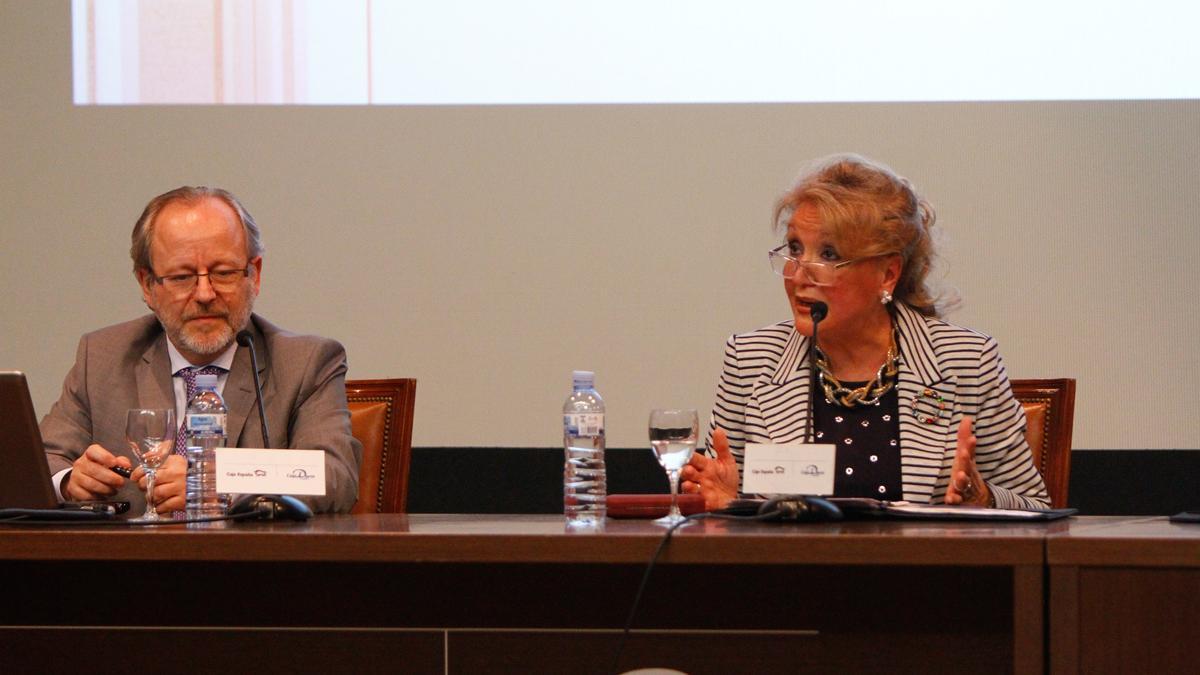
[805,302,828,444]
[235,330,271,449]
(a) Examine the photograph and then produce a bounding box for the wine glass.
[649,408,699,526]
[125,408,176,521]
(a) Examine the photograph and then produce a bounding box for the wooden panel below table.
[0,628,442,674]
[1051,566,1200,674]
[1,560,1023,674]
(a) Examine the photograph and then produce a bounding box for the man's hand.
[63,444,131,501]
[132,455,187,512]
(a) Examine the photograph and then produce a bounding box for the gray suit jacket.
[708,301,1049,510]
[40,313,362,513]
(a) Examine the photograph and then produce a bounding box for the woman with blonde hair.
[685,154,1048,510]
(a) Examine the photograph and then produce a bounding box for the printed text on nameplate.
[187,414,227,433]
[742,443,836,495]
[565,413,604,437]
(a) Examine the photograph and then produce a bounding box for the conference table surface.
[0,512,1060,563]
[1,514,1195,675]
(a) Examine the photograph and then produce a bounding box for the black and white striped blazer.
[708,302,1050,509]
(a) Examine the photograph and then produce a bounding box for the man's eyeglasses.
[149,265,253,294]
[768,245,882,287]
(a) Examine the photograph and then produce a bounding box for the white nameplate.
[214,448,327,496]
[742,443,836,495]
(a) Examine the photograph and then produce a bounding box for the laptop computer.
[0,370,117,520]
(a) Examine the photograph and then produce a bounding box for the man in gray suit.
[40,187,362,514]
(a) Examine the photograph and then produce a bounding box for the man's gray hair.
[130,186,264,273]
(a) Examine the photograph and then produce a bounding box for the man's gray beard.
[177,322,234,356]
[160,300,254,357]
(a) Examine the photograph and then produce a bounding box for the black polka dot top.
[813,381,902,500]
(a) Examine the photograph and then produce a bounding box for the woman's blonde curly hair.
[774,153,956,318]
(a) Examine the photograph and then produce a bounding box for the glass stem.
[145,469,157,517]
[668,469,681,518]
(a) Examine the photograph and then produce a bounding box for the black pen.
[110,465,132,478]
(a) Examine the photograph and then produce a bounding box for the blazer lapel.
[753,327,815,444]
[135,335,175,411]
[893,304,957,500]
[222,338,259,448]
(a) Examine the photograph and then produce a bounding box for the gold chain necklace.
[814,329,900,407]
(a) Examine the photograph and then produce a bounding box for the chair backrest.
[1010,378,1076,509]
[346,378,416,514]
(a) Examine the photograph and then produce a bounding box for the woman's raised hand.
[944,416,993,507]
[682,427,740,510]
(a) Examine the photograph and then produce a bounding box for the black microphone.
[236,330,271,449]
[810,301,828,324]
[806,302,828,443]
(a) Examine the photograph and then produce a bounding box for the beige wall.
[2,2,1198,449]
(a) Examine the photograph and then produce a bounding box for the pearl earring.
[880,289,893,304]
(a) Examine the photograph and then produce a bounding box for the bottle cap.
[572,370,595,390]
[195,374,219,390]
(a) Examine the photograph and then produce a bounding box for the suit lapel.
[222,335,263,448]
[893,303,957,500]
[136,335,175,411]
[754,327,815,444]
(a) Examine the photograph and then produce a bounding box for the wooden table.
[1047,516,1200,674]
[0,514,1058,674]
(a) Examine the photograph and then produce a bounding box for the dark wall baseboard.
[407,448,1200,516]
[1065,450,1199,515]
[408,447,670,515]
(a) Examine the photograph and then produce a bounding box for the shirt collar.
[167,338,238,376]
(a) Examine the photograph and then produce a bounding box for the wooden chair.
[346,378,416,514]
[1011,378,1076,509]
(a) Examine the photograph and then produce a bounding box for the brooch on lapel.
[910,388,950,424]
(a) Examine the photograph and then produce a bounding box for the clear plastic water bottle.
[185,374,230,522]
[563,370,606,527]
